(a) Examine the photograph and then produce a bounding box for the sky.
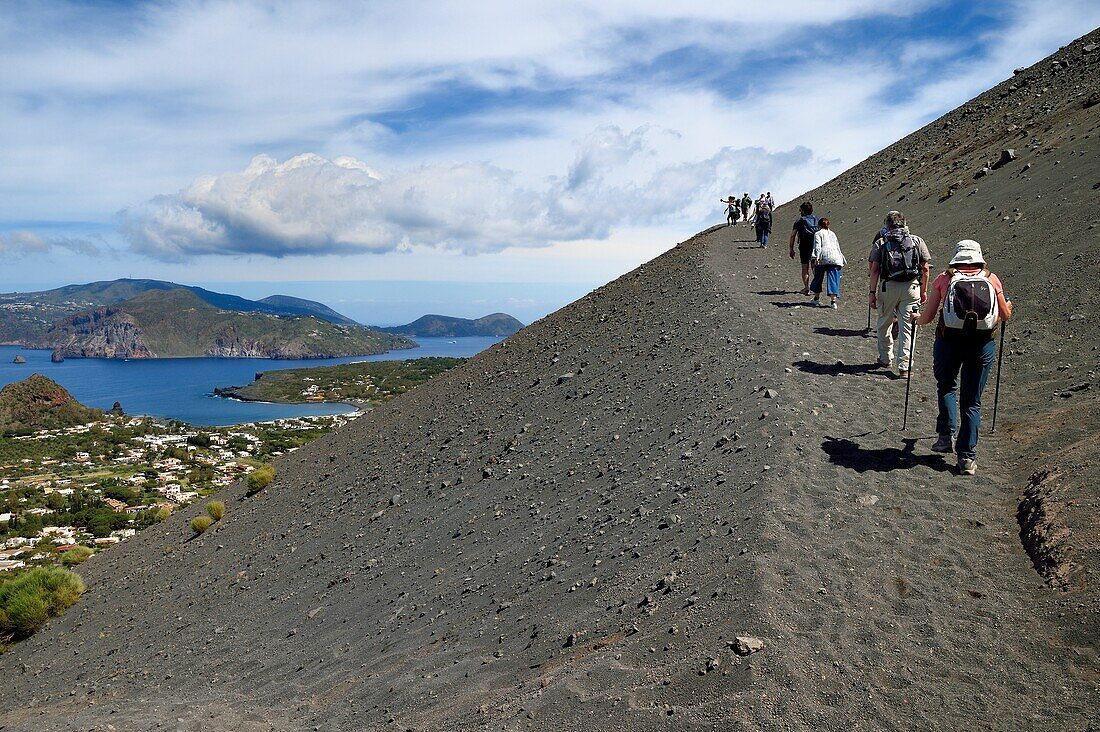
[2,0,1098,313]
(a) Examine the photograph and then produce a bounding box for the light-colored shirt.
[811,229,846,267]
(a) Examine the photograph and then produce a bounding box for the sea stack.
[12,355,25,364]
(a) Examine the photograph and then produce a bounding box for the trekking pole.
[866,302,872,333]
[902,306,919,431]
[990,320,1007,434]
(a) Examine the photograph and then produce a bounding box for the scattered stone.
[564,631,586,648]
[732,636,765,656]
[557,372,575,385]
[857,494,879,507]
[993,149,1016,168]
[762,389,779,399]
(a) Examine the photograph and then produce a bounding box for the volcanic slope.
[2,30,1099,732]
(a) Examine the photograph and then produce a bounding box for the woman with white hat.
[911,239,1013,475]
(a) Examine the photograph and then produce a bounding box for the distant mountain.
[46,289,414,360]
[379,313,523,337]
[0,374,102,436]
[0,278,359,346]
[257,295,357,325]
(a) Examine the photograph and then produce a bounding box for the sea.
[0,337,501,427]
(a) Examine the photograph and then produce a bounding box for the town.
[0,412,357,573]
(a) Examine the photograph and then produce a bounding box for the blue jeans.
[932,336,996,460]
[756,222,770,247]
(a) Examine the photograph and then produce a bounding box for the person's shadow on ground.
[813,327,873,338]
[770,301,810,309]
[755,290,787,296]
[793,359,885,377]
[822,436,954,474]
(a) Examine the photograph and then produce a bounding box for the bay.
[0,337,500,426]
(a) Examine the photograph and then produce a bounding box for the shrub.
[60,546,94,567]
[246,465,276,495]
[0,566,85,641]
[190,515,213,535]
[206,500,225,521]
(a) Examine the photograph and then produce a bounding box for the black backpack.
[756,206,772,224]
[880,232,920,282]
[797,215,819,245]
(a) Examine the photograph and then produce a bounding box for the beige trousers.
[877,279,921,369]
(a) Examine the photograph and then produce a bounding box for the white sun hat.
[949,239,985,266]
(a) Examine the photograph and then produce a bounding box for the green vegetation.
[50,289,415,359]
[190,515,213,535]
[206,500,224,521]
[219,356,465,404]
[0,375,103,436]
[60,546,93,566]
[246,465,275,495]
[380,312,522,337]
[0,566,84,642]
[0,278,366,347]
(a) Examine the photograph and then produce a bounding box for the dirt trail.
[704,224,1097,729]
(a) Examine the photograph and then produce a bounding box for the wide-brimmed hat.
[949,239,985,266]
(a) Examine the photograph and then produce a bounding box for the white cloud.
[2,0,1099,284]
[120,127,831,260]
[0,230,99,257]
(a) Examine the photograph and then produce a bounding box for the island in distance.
[0,278,514,361]
[378,312,523,338]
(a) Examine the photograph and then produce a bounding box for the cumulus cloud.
[0,230,100,257]
[120,127,826,260]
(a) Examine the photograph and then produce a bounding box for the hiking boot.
[931,434,953,453]
[958,458,977,476]
[830,302,838,309]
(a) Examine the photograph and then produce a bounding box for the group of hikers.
[722,198,1014,476]
[722,192,776,248]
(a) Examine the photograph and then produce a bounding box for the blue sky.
[1,0,1098,298]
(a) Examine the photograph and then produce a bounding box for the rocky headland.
[45,289,414,360]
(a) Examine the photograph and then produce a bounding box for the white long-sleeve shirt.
[811,229,846,267]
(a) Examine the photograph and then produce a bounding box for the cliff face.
[42,289,415,360]
[50,306,156,359]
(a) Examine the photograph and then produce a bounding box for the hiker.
[788,201,819,294]
[868,210,931,375]
[722,196,740,226]
[764,191,775,210]
[740,193,752,223]
[809,217,845,308]
[909,240,1013,475]
[752,196,773,248]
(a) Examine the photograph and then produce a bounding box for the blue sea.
[0,337,500,427]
